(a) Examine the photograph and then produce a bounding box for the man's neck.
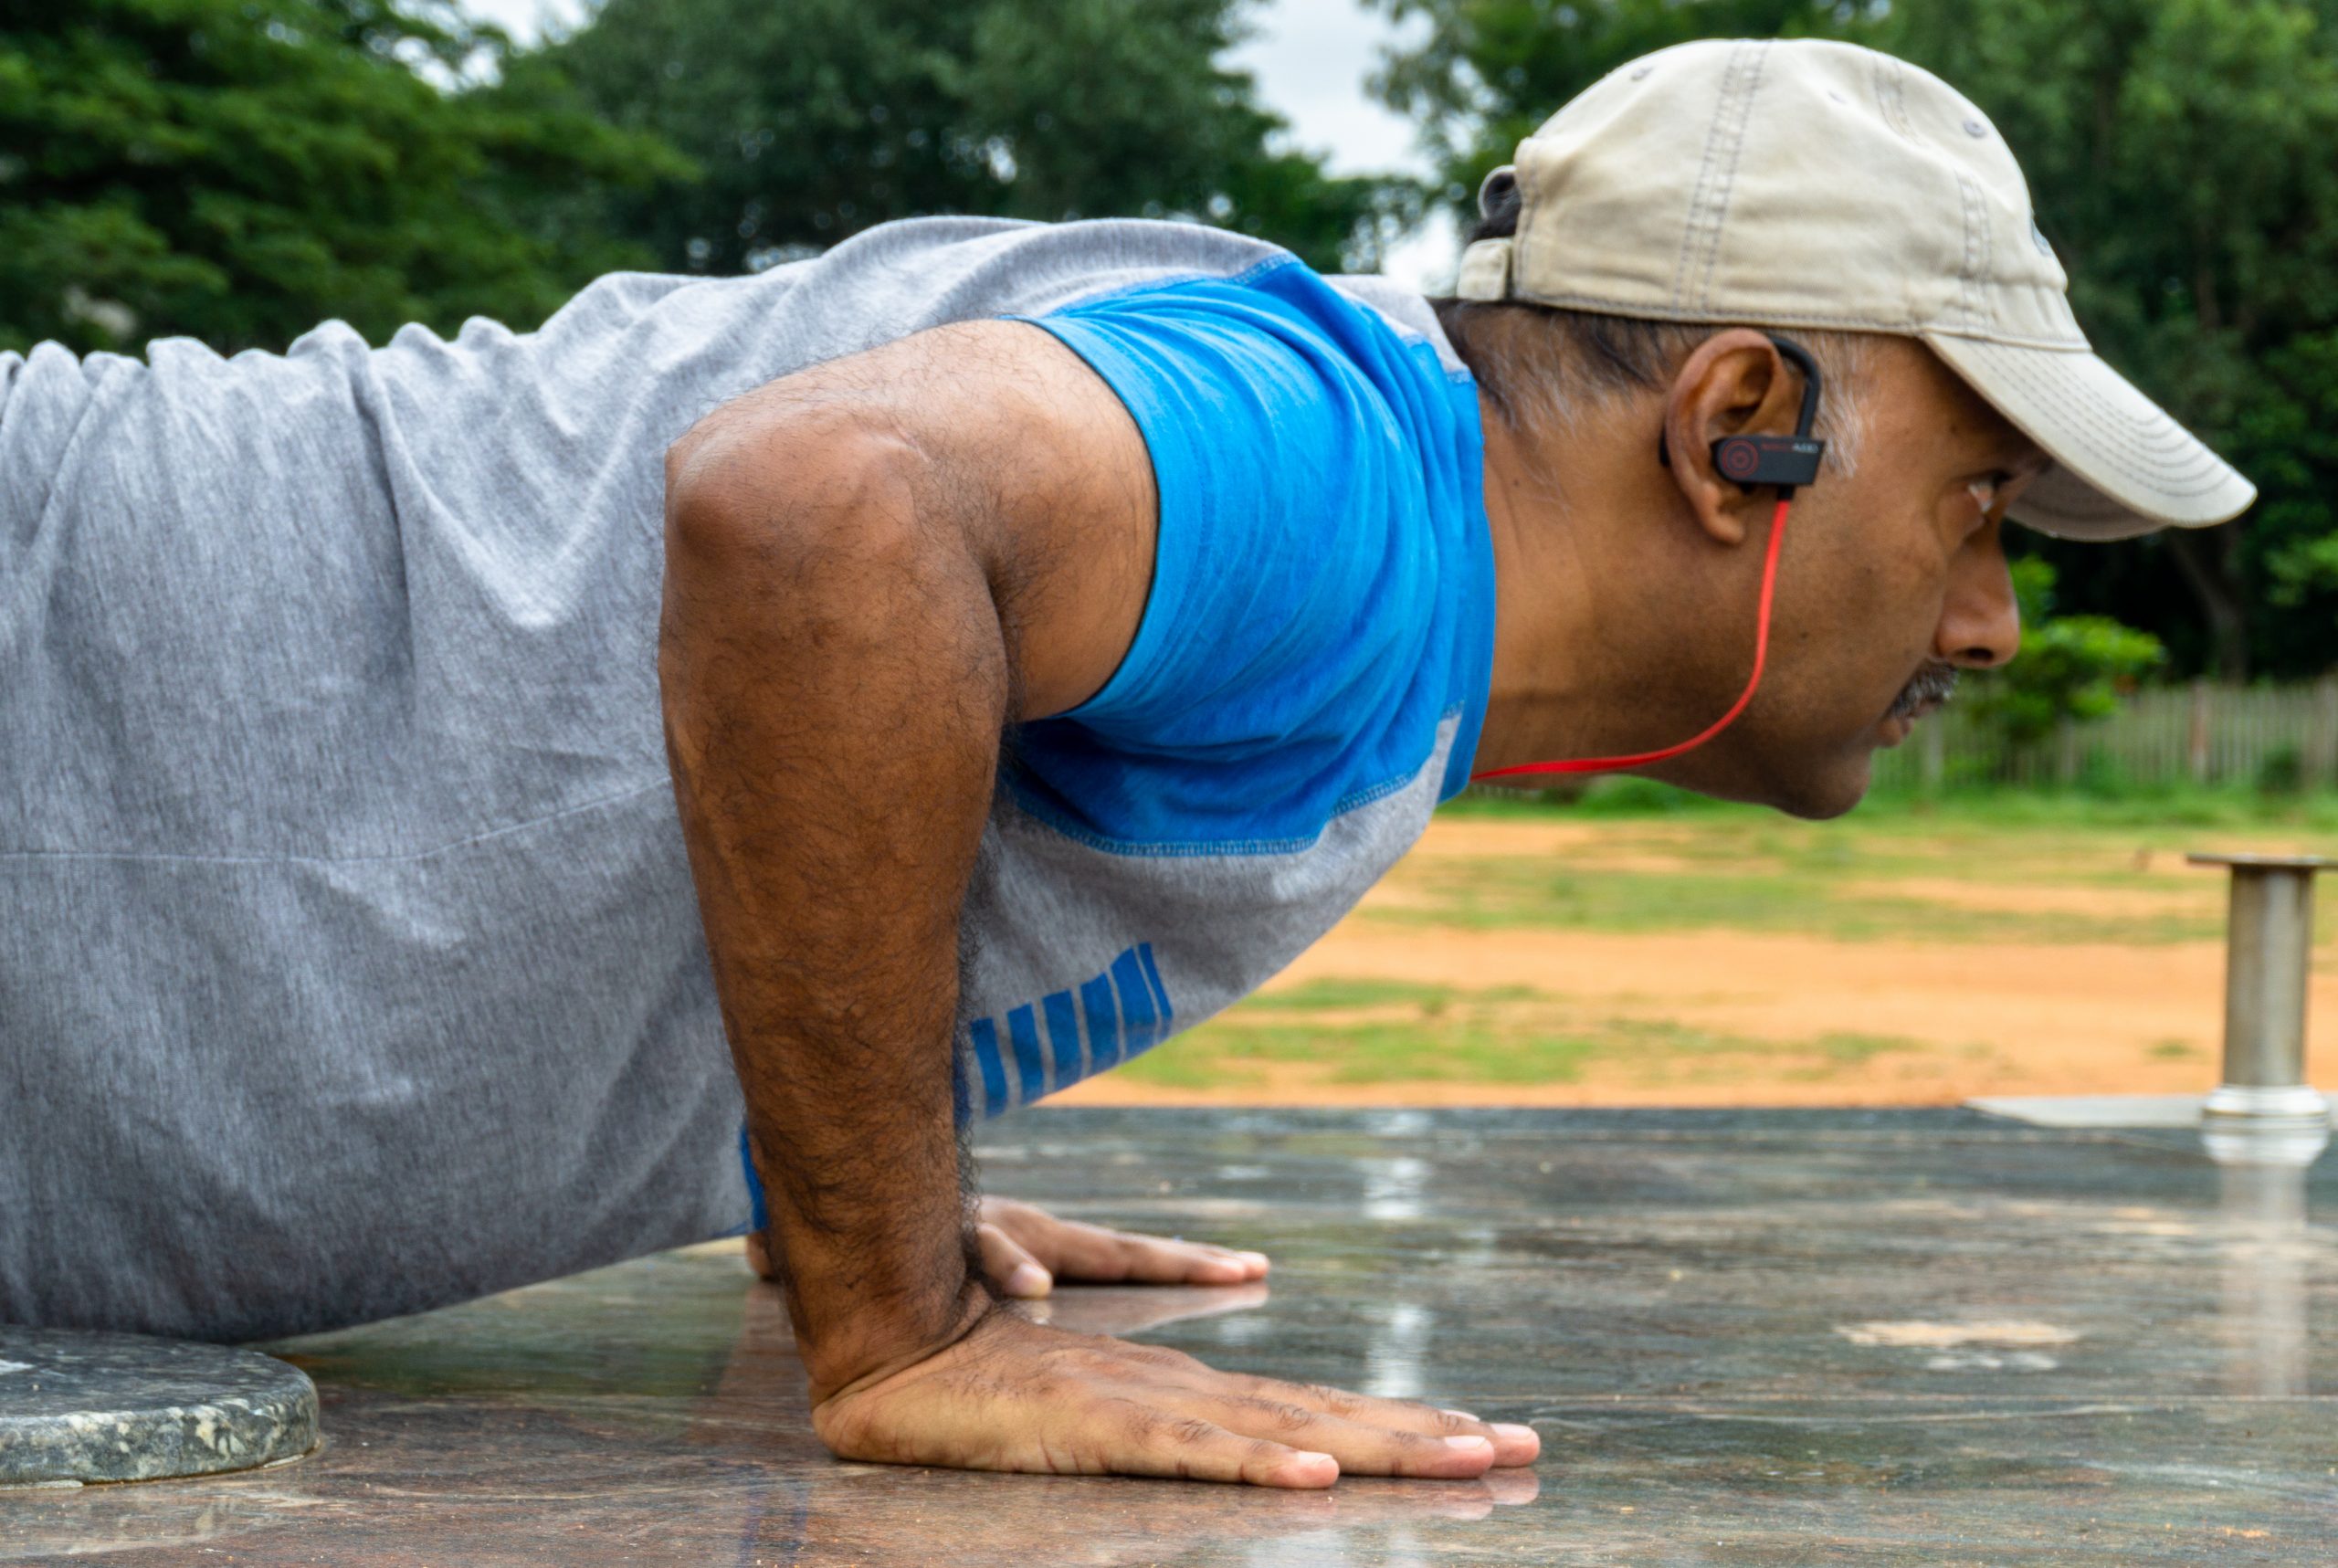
[1470,395,1720,775]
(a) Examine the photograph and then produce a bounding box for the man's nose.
[1935,550,2020,670]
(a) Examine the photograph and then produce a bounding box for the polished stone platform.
[5,1108,2332,1564]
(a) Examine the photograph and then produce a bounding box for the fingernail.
[1004,1262,1050,1297]
[1442,1435,1493,1451]
[1490,1423,1537,1444]
[1440,1407,1482,1422]
[1237,1251,1270,1267]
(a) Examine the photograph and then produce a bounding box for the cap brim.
[1921,331,2257,542]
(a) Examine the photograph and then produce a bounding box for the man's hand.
[746,1197,1271,1299]
[813,1306,1541,1489]
[974,1197,1271,1298]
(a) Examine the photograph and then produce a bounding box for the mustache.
[1887,661,1960,720]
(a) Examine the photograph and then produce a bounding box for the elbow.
[662,403,920,575]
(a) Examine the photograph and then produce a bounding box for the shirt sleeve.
[1001,260,1488,851]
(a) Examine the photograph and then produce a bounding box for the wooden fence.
[1867,675,2338,792]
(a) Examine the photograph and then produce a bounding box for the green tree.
[0,0,686,355]
[1369,0,1876,232]
[1369,0,2338,680]
[1880,0,2338,683]
[527,0,1416,279]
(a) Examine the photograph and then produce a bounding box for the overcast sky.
[458,0,1460,287]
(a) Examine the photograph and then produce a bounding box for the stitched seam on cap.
[1979,353,2235,488]
[1672,41,1751,310]
[1937,338,2236,479]
[1975,345,2211,457]
[1697,41,1770,311]
[1922,321,2096,349]
[1498,292,2077,347]
[1973,174,1995,330]
[1955,172,1990,332]
[1874,56,1922,144]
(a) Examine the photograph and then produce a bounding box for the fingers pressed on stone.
[1039,1219,1266,1285]
[975,1222,1052,1299]
[1123,1415,1337,1489]
[1204,1398,1499,1480]
[1486,1422,1542,1467]
[1125,1235,1251,1283]
[1425,1405,1542,1466]
[1215,1376,1539,1467]
[1224,1373,1442,1430]
[1181,1242,1268,1279]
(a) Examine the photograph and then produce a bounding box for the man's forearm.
[658,411,1006,1401]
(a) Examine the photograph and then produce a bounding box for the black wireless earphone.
[1655,332,1827,498]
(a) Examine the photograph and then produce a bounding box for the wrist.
[799,1274,994,1406]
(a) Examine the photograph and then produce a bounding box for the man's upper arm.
[662,319,1160,722]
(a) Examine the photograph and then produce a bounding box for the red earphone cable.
[1470,493,1794,780]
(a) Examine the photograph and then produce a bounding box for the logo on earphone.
[1718,438,1763,480]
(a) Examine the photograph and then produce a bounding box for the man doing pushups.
[0,40,2251,1487]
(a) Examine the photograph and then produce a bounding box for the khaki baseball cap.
[1454,37,2256,542]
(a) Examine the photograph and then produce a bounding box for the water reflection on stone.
[2211,1137,2317,1399]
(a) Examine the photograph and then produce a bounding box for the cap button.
[1963,118,1990,138]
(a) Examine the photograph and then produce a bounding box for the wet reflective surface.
[7,1108,2335,1564]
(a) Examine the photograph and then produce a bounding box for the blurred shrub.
[2256,743,2305,795]
[1964,559,2165,748]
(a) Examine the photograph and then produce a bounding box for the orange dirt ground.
[1048,815,2338,1110]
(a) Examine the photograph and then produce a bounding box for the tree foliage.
[1369,0,1879,220]
[0,0,686,355]
[526,0,1417,279]
[1964,559,2166,746]
[1369,0,2338,680]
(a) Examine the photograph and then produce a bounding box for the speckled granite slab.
[0,1327,317,1484]
[0,1109,2332,1563]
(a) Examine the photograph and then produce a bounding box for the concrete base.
[0,1328,317,1486]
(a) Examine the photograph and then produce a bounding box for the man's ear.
[1659,330,1805,548]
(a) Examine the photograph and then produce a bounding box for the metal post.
[2187,852,2333,1166]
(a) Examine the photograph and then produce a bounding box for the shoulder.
[1003,257,1496,850]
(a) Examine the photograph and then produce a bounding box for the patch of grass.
[1114,980,1933,1090]
[1239,978,1456,1013]
[2148,1038,2201,1059]
[1814,1032,1910,1063]
[1388,800,2322,946]
[1367,855,2221,947]
[1445,780,2338,834]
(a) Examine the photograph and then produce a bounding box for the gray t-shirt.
[0,217,1492,1339]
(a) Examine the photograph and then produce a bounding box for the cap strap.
[1456,237,1512,301]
